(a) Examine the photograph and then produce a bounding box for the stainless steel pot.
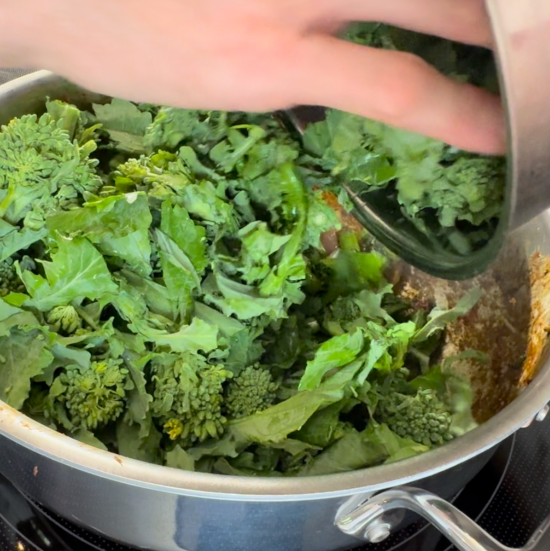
[1,24,550,549]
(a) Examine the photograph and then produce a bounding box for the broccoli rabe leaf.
[210,125,266,173]
[299,330,364,391]
[298,428,385,476]
[144,108,229,152]
[187,432,245,461]
[322,250,386,298]
[0,327,54,409]
[302,110,396,187]
[160,201,209,274]
[292,402,348,448]
[353,285,396,324]
[224,328,264,375]
[47,193,152,243]
[19,238,117,311]
[413,287,482,343]
[0,299,39,336]
[102,231,153,278]
[46,99,83,140]
[237,221,292,283]
[0,219,48,263]
[166,445,196,471]
[357,321,416,384]
[123,357,153,437]
[132,317,218,354]
[116,419,163,464]
[202,273,288,320]
[47,193,153,276]
[258,164,308,297]
[93,99,152,153]
[229,389,342,444]
[300,422,429,476]
[180,181,237,230]
[117,269,175,323]
[155,228,200,289]
[365,423,430,464]
[193,302,244,337]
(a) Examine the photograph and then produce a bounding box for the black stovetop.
[1,415,550,551]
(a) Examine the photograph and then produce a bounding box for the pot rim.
[0,70,549,501]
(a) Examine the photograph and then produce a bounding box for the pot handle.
[335,487,550,551]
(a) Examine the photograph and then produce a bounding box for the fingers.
[321,0,493,48]
[294,36,506,154]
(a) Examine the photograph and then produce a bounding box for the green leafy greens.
[1,84,484,476]
[300,23,506,255]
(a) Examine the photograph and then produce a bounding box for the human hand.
[4,0,505,154]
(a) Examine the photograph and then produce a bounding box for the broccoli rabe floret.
[323,296,362,334]
[0,113,101,225]
[0,257,23,297]
[47,305,82,334]
[328,296,361,323]
[113,151,192,199]
[224,365,278,419]
[50,359,128,431]
[0,255,35,297]
[151,354,232,444]
[378,389,453,448]
[440,156,505,227]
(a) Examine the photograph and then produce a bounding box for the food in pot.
[309,23,506,255]
[0,95,486,476]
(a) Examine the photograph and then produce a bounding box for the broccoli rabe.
[50,359,128,431]
[378,389,454,448]
[151,354,232,444]
[113,151,192,197]
[0,113,101,226]
[3,95,485,477]
[47,305,82,334]
[438,156,505,227]
[0,254,35,297]
[0,257,24,297]
[224,365,278,419]
[327,296,362,324]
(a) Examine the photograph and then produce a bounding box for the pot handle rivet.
[364,520,391,543]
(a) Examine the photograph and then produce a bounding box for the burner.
[25,502,137,551]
